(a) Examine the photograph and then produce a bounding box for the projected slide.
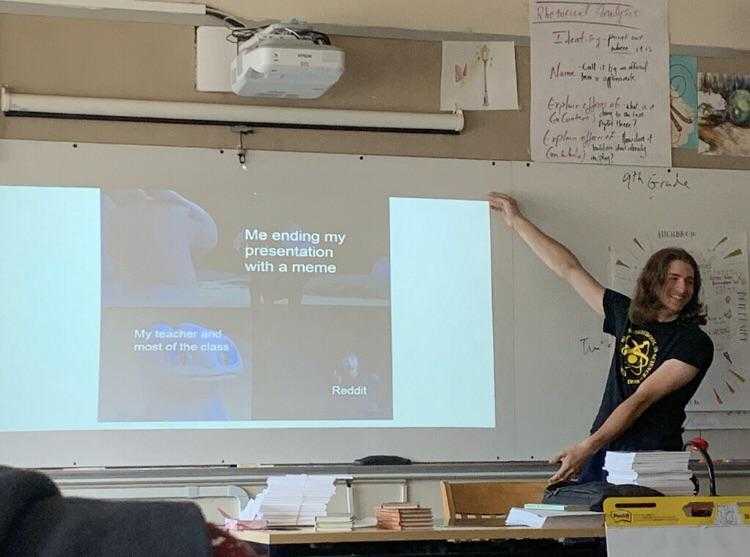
[0,184,494,431]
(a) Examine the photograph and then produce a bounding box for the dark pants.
[578,446,607,483]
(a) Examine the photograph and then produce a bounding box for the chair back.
[440,480,547,526]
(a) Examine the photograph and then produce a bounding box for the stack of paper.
[239,474,344,526]
[376,502,433,530]
[315,513,354,532]
[505,507,603,529]
[604,451,694,495]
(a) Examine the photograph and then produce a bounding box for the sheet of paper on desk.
[239,492,262,520]
[218,508,267,531]
[506,507,603,528]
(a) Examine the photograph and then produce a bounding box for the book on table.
[315,513,354,532]
[505,507,604,529]
[375,502,433,530]
[523,503,591,512]
[378,522,433,531]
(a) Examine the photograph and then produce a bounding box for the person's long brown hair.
[629,247,706,325]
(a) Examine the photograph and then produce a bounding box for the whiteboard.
[0,139,748,467]
[510,162,750,459]
[0,139,516,467]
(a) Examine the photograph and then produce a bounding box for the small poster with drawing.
[440,41,518,111]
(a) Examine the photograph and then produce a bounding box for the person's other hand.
[548,441,594,483]
[487,192,523,229]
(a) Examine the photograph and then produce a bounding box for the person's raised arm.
[488,192,604,316]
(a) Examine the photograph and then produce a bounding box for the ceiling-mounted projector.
[230,23,345,99]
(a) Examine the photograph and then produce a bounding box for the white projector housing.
[231,37,345,99]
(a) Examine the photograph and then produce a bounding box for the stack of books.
[315,513,354,532]
[604,451,695,495]
[376,502,433,530]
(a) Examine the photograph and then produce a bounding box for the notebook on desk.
[505,507,604,529]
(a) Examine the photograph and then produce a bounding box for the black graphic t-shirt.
[590,289,714,451]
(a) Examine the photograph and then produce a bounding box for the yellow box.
[604,496,750,527]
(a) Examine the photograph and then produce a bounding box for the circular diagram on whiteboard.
[609,230,749,410]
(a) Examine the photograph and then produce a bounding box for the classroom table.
[234,525,606,557]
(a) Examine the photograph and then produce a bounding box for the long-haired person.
[489,193,713,483]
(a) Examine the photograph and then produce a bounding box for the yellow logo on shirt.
[620,329,658,384]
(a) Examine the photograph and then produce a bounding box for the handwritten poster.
[530,0,671,166]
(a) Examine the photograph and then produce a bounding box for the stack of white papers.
[505,507,603,529]
[238,474,347,526]
[604,451,694,495]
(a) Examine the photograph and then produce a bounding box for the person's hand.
[487,192,523,229]
[548,441,595,483]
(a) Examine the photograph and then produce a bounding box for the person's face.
[657,260,695,321]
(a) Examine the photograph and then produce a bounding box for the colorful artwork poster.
[698,72,750,157]
[669,56,698,149]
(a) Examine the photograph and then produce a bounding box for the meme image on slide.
[97,184,393,422]
[1,178,493,433]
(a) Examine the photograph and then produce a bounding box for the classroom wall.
[1,14,749,171]
[2,9,750,496]
[212,0,750,51]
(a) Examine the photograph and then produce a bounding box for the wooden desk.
[235,525,605,556]
[235,525,604,544]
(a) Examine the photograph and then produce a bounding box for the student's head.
[629,247,705,325]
